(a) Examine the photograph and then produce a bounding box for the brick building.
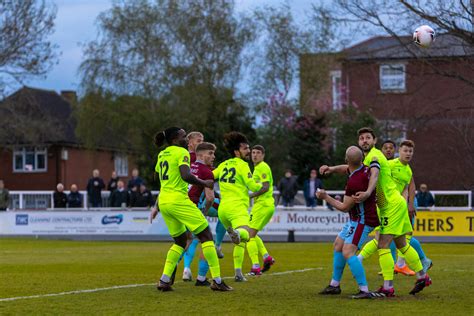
[301,34,474,190]
[0,87,138,191]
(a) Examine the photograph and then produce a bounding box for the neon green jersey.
[155,145,191,204]
[363,147,402,210]
[213,157,262,206]
[253,161,274,205]
[388,158,413,194]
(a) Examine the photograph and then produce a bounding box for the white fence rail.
[5,190,472,211]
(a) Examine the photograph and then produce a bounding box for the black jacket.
[130,190,154,208]
[107,177,119,191]
[67,192,83,208]
[110,189,129,208]
[53,192,67,208]
[86,177,105,203]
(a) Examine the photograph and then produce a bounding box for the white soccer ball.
[413,25,435,48]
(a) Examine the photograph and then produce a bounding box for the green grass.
[0,239,473,315]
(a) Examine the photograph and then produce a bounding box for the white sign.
[0,210,349,236]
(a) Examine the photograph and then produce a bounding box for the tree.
[79,0,253,98]
[0,0,57,97]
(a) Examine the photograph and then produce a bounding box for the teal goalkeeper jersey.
[213,157,262,207]
[252,161,274,205]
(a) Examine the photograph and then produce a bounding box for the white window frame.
[13,147,47,173]
[331,70,342,110]
[114,153,128,177]
[379,64,406,92]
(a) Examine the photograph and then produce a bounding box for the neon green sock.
[360,239,378,259]
[233,242,246,269]
[247,238,260,266]
[201,240,220,279]
[378,248,394,281]
[400,244,422,273]
[237,228,249,242]
[398,235,412,259]
[255,235,269,257]
[163,244,184,277]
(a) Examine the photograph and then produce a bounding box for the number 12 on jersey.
[159,161,169,180]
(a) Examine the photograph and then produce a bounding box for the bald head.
[345,146,363,166]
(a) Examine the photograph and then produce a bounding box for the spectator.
[107,171,119,192]
[278,170,298,207]
[67,184,83,208]
[110,180,129,208]
[87,169,105,207]
[0,180,10,211]
[127,168,144,190]
[303,169,323,207]
[416,183,435,207]
[53,183,67,208]
[130,183,154,208]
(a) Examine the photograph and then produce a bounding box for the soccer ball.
[413,25,435,48]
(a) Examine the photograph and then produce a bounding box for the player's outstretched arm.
[316,189,354,212]
[179,165,213,188]
[150,203,160,223]
[353,160,380,203]
[319,164,348,176]
[408,177,416,216]
[250,182,270,199]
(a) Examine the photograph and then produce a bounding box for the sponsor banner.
[1,210,473,238]
[413,211,474,237]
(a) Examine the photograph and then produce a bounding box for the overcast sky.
[25,0,321,93]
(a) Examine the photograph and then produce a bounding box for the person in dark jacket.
[416,183,435,207]
[0,180,10,211]
[86,169,105,207]
[53,183,68,208]
[67,184,83,208]
[107,171,119,192]
[278,170,299,207]
[127,168,144,190]
[110,180,129,208]
[130,183,154,208]
[303,169,323,207]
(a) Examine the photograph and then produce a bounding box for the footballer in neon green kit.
[150,127,232,292]
[246,145,276,276]
[320,127,431,297]
[213,132,266,282]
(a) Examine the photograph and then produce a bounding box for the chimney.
[60,90,77,105]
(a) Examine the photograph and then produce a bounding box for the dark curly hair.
[223,131,249,157]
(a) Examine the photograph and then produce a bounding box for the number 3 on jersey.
[220,167,236,183]
[159,161,169,181]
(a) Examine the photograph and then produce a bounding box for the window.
[380,64,406,91]
[13,147,47,172]
[331,70,342,110]
[380,120,408,155]
[114,154,128,177]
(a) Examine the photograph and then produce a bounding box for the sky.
[25,0,317,93]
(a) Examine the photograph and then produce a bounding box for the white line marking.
[0,267,322,303]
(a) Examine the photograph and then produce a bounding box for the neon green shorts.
[249,202,275,231]
[159,198,209,237]
[218,200,249,229]
[378,198,413,236]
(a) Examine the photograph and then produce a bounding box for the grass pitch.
[0,238,473,315]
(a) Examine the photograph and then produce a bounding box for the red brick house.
[301,34,474,190]
[0,87,138,190]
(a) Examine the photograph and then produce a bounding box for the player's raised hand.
[352,191,370,203]
[319,165,331,176]
[316,188,327,199]
[150,206,159,223]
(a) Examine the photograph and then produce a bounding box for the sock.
[347,255,368,288]
[396,256,406,268]
[162,244,184,281]
[247,238,260,268]
[233,242,246,270]
[237,228,249,242]
[197,275,206,282]
[255,235,269,259]
[198,258,209,279]
[235,268,243,277]
[389,241,397,262]
[201,240,221,280]
[383,280,393,289]
[409,236,426,261]
[183,239,199,269]
[215,220,226,247]
[399,244,423,274]
[378,248,394,285]
[331,251,346,284]
[359,239,378,260]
